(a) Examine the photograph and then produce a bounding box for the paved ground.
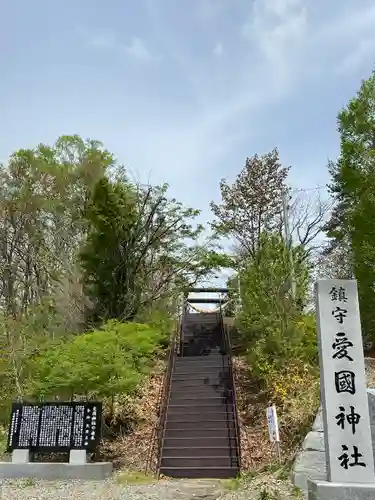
[0,475,305,500]
[0,478,219,500]
[1,478,221,500]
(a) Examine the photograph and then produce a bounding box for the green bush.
[133,307,175,347]
[234,233,318,401]
[244,313,317,378]
[26,320,165,400]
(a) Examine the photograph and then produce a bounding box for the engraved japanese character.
[335,405,361,434]
[338,445,366,468]
[329,286,348,303]
[332,332,354,361]
[335,370,356,395]
[332,306,348,324]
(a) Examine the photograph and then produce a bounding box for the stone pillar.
[311,280,375,499]
[69,450,88,464]
[11,449,30,463]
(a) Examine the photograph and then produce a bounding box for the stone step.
[168,404,232,415]
[159,466,238,479]
[170,378,229,389]
[164,420,235,431]
[170,384,227,393]
[172,372,229,380]
[175,354,225,361]
[166,412,234,423]
[173,366,225,376]
[160,456,239,468]
[175,357,227,365]
[174,361,228,370]
[164,428,234,439]
[162,447,233,458]
[163,436,237,448]
[169,395,226,403]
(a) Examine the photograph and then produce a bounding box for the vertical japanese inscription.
[316,280,374,482]
[6,402,102,453]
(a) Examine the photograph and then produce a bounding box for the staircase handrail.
[219,306,241,471]
[146,303,184,474]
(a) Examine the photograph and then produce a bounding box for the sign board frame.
[7,401,102,453]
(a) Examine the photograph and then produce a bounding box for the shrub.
[26,320,165,401]
[245,314,318,381]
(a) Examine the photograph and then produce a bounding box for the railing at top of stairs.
[219,306,241,471]
[145,301,186,476]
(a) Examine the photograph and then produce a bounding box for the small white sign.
[266,404,280,443]
[316,279,375,483]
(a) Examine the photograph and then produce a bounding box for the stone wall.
[292,388,375,492]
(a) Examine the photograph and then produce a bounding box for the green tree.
[0,135,114,421]
[238,234,309,336]
[0,299,70,421]
[325,70,375,340]
[79,177,137,322]
[80,179,225,323]
[234,233,315,376]
[0,135,112,320]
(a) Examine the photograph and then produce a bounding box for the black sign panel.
[7,402,102,453]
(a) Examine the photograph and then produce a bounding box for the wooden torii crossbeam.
[184,287,231,313]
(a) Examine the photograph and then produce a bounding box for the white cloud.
[79,28,160,64]
[237,0,375,97]
[241,0,308,87]
[122,37,160,63]
[183,0,309,131]
[213,42,223,58]
[117,0,375,207]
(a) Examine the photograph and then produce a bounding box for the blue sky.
[1,0,375,222]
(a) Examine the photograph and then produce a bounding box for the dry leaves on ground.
[233,357,277,470]
[101,360,165,471]
[365,357,375,388]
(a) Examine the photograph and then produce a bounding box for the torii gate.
[184,287,232,313]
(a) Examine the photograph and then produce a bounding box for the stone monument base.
[308,480,375,500]
[0,461,113,480]
[0,450,112,481]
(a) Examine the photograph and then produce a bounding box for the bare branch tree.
[314,237,354,281]
[288,189,332,257]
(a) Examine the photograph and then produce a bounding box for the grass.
[114,469,158,485]
[222,470,257,490]
[292,486,303,498]
[0,427,8,460]
[221,476,244,491]
[3,478,37,488]
[19,478,37,487]
[258,489,282,500]
[221,460,302,499]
